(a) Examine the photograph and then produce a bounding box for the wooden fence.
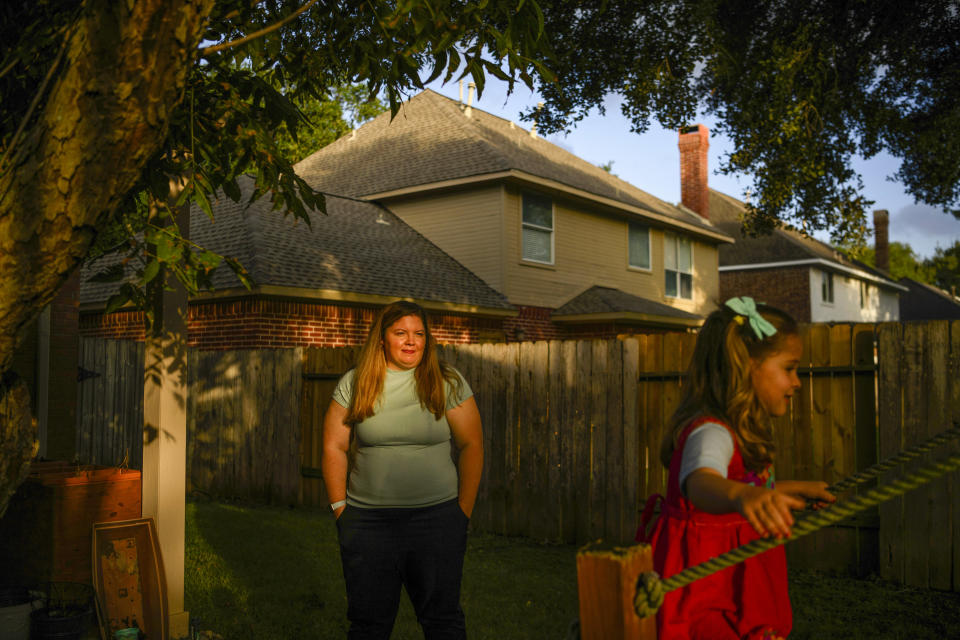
[77,321,960,591]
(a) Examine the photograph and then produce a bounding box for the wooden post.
[576,541,657,640]
[142,177,190,639]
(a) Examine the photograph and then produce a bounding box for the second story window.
[859,281,869,308]
[822,271,834,303]
[665,232,693,299]
[628,223,651,270]
[522,192,553,264]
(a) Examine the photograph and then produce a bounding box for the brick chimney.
[679,124,710,219]
[873,209,889,272]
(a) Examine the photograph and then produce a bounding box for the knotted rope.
[634,445,960,618]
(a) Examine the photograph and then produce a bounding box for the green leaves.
[524,0,960,245]
[46,0,555,332]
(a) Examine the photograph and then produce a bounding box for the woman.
[322,300,483,640]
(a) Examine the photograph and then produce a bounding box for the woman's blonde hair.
[346,300,460,424]
[660,301,799,471]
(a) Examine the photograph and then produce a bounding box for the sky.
[425,78,960,260]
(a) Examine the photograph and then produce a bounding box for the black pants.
[337,498,469,640]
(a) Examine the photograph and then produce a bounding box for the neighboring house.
[703,190,905,323]
[294,90,732,340]
[897,278,960,320]
[81,89,736,346]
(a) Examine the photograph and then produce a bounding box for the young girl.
[637,297,834,640]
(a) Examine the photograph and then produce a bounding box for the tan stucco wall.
[503,187,719,314]
[384,186,505,290]
[383,183,721,316]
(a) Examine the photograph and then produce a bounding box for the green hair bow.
[724,296,777,339]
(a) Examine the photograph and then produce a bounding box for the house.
[897,278,960,320]
[80,89,735,345]
[294,89,732,340]
[80,179,516,348]
[689,175,906,322]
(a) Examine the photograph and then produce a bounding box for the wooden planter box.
[0,462,141,586]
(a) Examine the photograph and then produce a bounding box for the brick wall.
[82,298,703,348]
[81,298,508,349]
[503,305,561,341]
[719,267,811,322]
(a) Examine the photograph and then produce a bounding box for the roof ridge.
[426,90,693,218]
[419,89,516,169]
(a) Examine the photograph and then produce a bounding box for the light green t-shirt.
[332,366,473,508]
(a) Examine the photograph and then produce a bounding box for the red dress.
[637,417,791,640]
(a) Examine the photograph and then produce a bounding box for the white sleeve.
[679,422,735,495]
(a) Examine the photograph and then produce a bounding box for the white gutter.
[719,259,909,292]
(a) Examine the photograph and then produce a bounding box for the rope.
[824,421,960,495]
[634,453,960,618]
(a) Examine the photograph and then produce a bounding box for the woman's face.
[750,333,803,417]
[382,314,427,371]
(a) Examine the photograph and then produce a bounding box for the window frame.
[521,192,555,265]
[628,222,652,271]
[822,270,835,304]
[664,232,694,300]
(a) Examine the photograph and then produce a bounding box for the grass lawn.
[185,499,960,639]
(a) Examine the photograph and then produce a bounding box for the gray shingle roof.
[710,189,900,287]
[80,176,513,311]
[552,285,701,321]
[296,90,723,237]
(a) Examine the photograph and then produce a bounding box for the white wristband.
[329,500,346,512]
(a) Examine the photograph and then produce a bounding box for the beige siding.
[384,186,504,290]
[504,188,719,315]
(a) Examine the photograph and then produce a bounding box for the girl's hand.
[776,480,836,510]
[735,485,805,539]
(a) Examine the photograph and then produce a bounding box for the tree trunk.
[0,0,214,515]
[0,372,36,520]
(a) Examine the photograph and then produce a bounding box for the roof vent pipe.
[465,82,475,118]
[530,101,544,138]
[459,79,464,106]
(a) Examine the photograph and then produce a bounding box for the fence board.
[852,324,879,577]
[589,340,608,540]
[547,341,564,541]
[532,342,551,540]
[573,340,592,543]
[605,339,624,542]
[475,343,494,531]
[622,338,640,543]
[787,326,817,566]
[902,323,930,587]
[826,323,858,572]
[925,322,951,590]
[640,334,665,501]
[877,323,905,583]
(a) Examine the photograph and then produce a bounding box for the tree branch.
[199,0,319,56]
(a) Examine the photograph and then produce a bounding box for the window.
[664,232,693,299]
[859,281,870,308]
[822,271,834,303]
[628,223,651,270]
[522,193,553,263]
